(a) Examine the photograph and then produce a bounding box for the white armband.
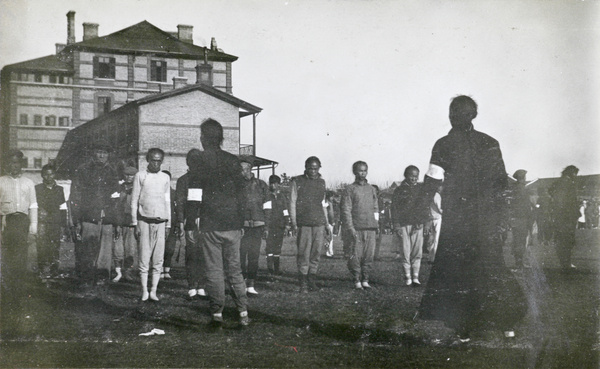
[111,192,120,198]
[322,200,328,207]
[187,188,203,201]
[283,209,289,216]
[374,212,380,221]
[263,201,272,210]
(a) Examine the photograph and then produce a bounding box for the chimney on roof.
[56,43,66,54]
[83,23,99,41]
[177,25,193,44]
[173,76,188,89]
[67,11,75,44]
[196,50,213,86]
[210,37,218,51]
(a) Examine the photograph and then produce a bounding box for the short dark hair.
[186,148,202,167]
[200,119,224,146]
[352,161,368,175]
[562,165,579,177]
[269,175,281,184]
[146,148,165,161]
[5,149,24,162]
[41,164,55,174]
[305,156,321,168]
[449,95,478,122]
[404,165,419,177]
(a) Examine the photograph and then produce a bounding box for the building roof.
[64,21,238,62]
[3,54,72,73]
[132,82,262,114]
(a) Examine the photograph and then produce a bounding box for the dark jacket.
[35,183,66,225]
[175,172,203,231]
[341,181,379,230]
[391,181,428,227]
[191,149,245,232]
[549,176,579,230]
[114,182,134,226]
[290,173,327,227]
[267,191,289,229]
[242,175,270,227]
[70,161,120,225]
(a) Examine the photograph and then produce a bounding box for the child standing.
[112,166,138,282]
[341,161,379,289]
[391,165,429,286]
[265,175,290,279]
[35,164,67,278]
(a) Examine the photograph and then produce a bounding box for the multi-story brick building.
[1,11,262,177]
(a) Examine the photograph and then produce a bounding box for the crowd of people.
[0,96,588,338]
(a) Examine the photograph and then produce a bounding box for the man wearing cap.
[111,166,138,282]
[0,149,38,331]
[509,169,534,269]
[69,139,120,287]
[239,157,270,295]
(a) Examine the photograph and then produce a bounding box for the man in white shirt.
[131,148,171,302]
[0,149,38,332]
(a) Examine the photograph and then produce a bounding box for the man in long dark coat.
[549,165,580,272]
[418,95,527,340]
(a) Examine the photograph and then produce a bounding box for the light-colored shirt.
[0,174,38,216]
[131,170,171,227]
[431,192,442,220]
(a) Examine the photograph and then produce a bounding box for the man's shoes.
[246,287,259,295]
[504,330,515,338]
[238,311,250,328]
[188,289,197,298]
[209,315,224,332]
[141,290,149,302]
[412,278,421,287]
[163,272,172,280]
[405,278,412,286]
[307,275,319,291]
[354,282,363,289]
[149,290,159,301]
[197,288,207,297]
[361,281,372,289]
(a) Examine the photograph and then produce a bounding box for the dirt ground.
[0,229,598,368]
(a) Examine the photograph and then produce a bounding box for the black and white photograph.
[0,0,598,367]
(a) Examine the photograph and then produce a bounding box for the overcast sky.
[1,0,599,186]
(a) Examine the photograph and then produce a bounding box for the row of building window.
[20,157,54,169]
[16,73,70,84]
[93,56,167,82]
[20,114,70,127]
[15,59,170,84]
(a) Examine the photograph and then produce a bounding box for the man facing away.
[131,148,171,302]
[192,119,249,329]
[341,161,379,289]
[289,156,331,293]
